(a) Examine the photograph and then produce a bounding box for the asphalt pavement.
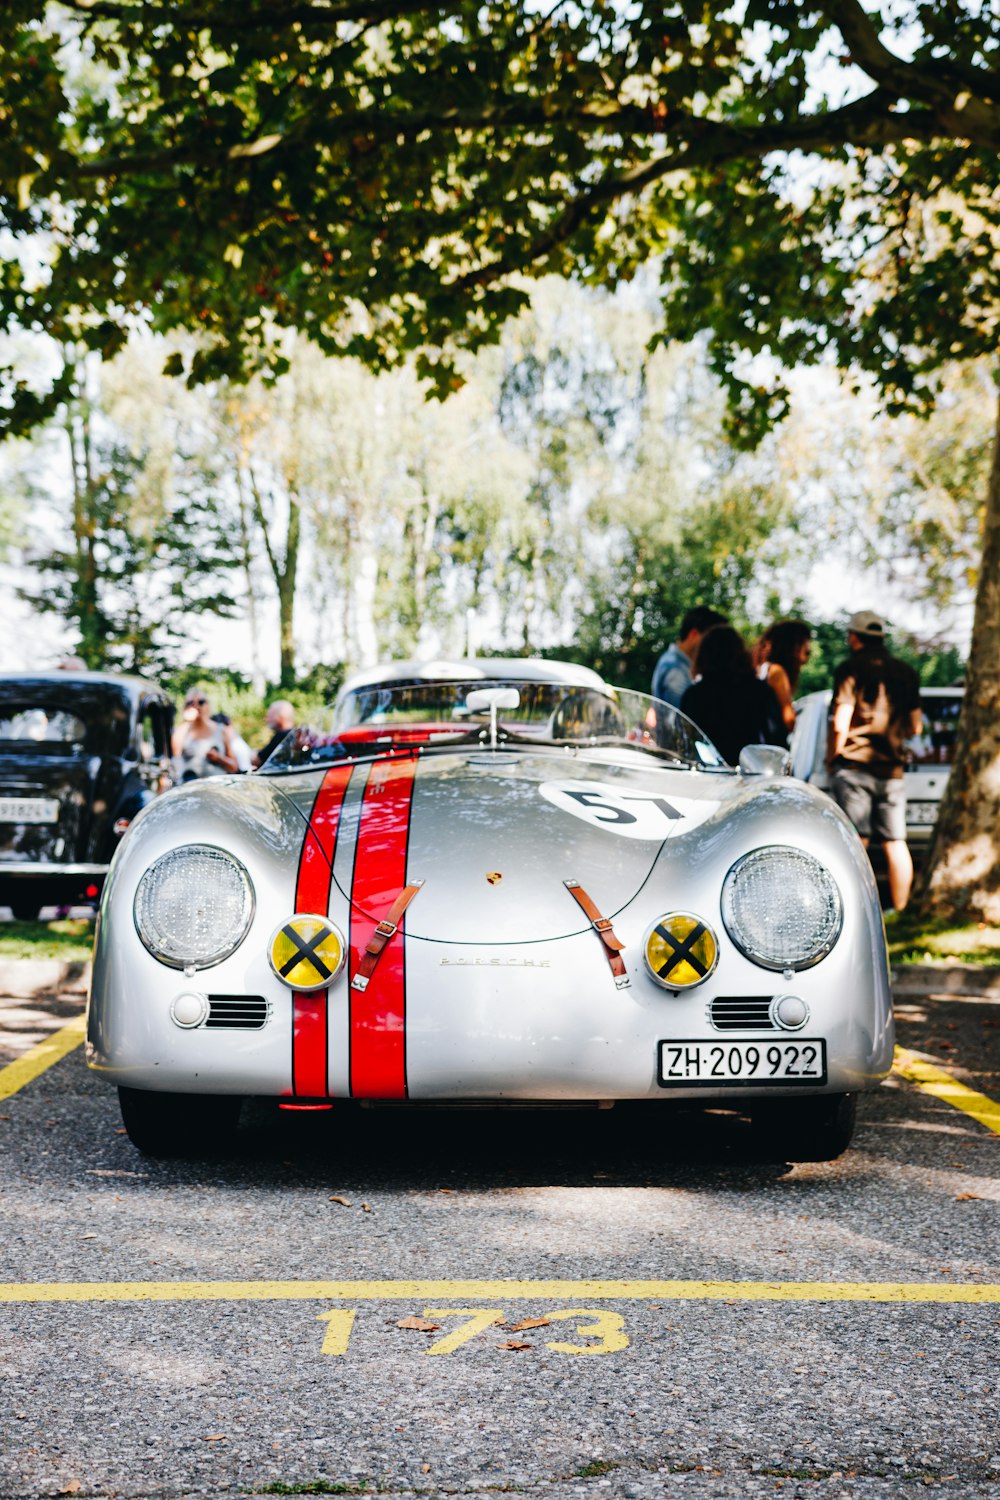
[0,980,997,1500]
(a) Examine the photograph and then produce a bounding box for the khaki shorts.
[831,764,907,842]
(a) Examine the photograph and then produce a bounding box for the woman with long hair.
[754,619,812,734]
[681,625,785,765]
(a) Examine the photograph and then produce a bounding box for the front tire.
[118,1086,242,1157]
[751,1093,857,1162]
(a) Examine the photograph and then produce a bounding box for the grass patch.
[573,1461,619,1478]
[0,917,95,962]
[885,911,1000,967]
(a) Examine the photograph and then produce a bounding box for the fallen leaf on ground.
[437,1188,453,1194]
[361,1202,373,1212]
[499,1340,533,1350]
[955,1192,983,1201]
[507,1317,550,1331]
[113,1128,128,1135]
[202,1434,226,1442]
[328,1195,352,1207]
[81,1233,97,1240]
[396,1316,440,1332]
[421,1464,431,1473]
[0,1114,10,1121]
[58,1483,81,1496]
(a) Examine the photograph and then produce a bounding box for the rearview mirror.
[465,689,521,713]
[465,687,520,749]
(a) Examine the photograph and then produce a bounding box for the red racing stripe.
[349,755,418,1099]
[291,763,353,1098]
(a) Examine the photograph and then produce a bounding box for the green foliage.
[22,431,240,676]
[2,5,1000,431]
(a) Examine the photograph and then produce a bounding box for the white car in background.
[790,686,963,845]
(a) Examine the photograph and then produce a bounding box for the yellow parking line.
[0,1015,86,1102]
[894,1046,1000,1136]
[0,1279,998,1305]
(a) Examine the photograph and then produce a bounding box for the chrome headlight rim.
[721,844,843,973]
[133,843,256,970]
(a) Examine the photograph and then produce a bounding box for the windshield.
[261,680,726,773]
[0,687,132,755]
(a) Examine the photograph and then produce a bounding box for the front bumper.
[87,914,894,1101]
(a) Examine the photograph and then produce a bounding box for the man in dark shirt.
[826,611,922,910]
[252,699,296,769]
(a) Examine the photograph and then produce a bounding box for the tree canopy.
[2,2,999,428]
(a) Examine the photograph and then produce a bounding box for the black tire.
[8,895,41,922]
[750,1093,857,1163]
[118,1086,242,1157]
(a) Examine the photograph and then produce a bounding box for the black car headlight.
[134,845,255,969]
[721,846,842,971]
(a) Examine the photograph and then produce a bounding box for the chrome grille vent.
[206,995,269,1030]
[708,997,776,1031]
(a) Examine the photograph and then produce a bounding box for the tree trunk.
[235,469,266,694]
[65,361,103,666]
[277,491,301,690]
[917,382,1000,922]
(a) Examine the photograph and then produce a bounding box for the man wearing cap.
[827,612,923,911]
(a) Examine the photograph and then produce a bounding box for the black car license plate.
[658,1038,827,1087]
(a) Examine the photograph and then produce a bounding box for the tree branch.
[456,93,944,291]
[56,0,451,28]
[820,0,1000,105]
[58,101,697,181]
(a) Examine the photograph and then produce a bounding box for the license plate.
[658,1038,827,1088]
[906,801,938,824]
[0,797,59,825]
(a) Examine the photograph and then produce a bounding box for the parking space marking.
[0,1279,998,1304]
[0,1016,86,1102]
[894,1046,1000,1135]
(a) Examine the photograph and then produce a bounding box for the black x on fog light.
[644,912,719,989]
[268,914,346,991]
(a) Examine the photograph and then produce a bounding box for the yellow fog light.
[644,912,719,989]
[268,914,346,992]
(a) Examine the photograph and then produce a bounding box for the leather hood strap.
[350,881,424,993]
[564,879,630,989]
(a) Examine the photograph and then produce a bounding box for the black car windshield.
[260,680,726,773]
[0,687,131,755]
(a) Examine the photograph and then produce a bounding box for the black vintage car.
[0,672,175,920]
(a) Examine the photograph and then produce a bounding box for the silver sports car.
[87,667,893,1160]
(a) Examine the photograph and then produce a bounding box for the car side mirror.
[739,744,792,778]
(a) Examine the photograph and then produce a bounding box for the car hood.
[277,749,735,943]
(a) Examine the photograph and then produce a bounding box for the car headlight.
[721,846,842,971]
[134,845,255,969]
